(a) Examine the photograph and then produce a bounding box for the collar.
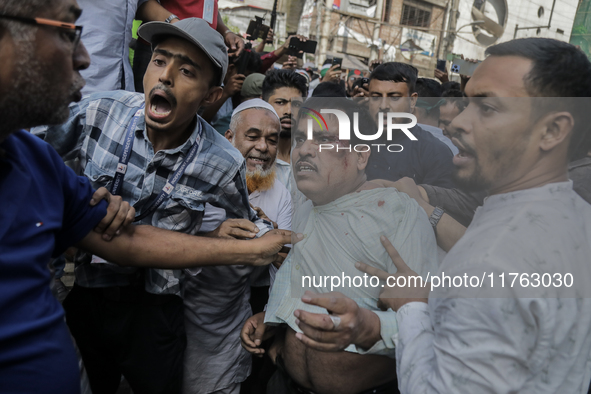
[137,109,201,156]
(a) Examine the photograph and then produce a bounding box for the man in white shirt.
[297,38,591,393]
[242,98,439,394]
[182,99,292,394]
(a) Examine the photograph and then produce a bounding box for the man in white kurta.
[395,180,591,393]
[182,100,292,394]
[300,38,591,393]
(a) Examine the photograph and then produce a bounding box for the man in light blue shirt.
[78,0,148,94]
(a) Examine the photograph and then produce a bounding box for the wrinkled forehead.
[240,108,280,131]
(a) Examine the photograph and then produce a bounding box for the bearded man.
[182,99,292,394]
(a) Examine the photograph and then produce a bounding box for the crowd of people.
[1,0,591,394]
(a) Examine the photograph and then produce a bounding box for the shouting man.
[34,17,288,394]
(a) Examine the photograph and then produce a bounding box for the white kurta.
[395,181,591,393]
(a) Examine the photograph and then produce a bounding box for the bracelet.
[223,29,233,37]
[164,14,179,23]
[429,206,445,231]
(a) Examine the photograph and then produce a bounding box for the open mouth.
[248,156,270,165]
[149,92,173,120]
[295,160,318,173]
[452,140,476,166]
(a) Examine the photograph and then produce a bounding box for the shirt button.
[295,265,300,270]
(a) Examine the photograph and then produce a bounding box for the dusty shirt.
[395,181,591,393]
[266,188,439,356]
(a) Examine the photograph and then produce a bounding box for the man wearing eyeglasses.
[0,1,290,393]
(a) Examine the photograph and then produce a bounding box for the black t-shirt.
[366,125,456,188]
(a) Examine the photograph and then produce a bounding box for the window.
[400,0,432,28]
[384,0,392,22]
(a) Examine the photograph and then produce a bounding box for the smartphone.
[450,58,481,76]
[360,77,369,85]
[288,38,317,58]
[436,59,446,72]
[332,57,343,69]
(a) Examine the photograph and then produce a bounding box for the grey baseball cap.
[241,73,265,98]
[138,18,228,86]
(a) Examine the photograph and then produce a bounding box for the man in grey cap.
[241,73,265,101]
[34,17,280,394]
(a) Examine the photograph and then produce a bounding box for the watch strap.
[429,206,445,230]
[165,14,179,23]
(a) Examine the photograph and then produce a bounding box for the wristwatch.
[165,14,179,23]
[429,206,445,231]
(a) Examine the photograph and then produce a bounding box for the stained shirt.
[394,181,591,393]
[265,188,439,356]
[33,90,270,296]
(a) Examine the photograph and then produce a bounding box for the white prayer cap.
[231,98,280,122]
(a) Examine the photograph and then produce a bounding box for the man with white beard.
[182,99,292,394]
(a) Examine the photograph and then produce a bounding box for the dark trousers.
[268,355,400,394]
[63,284,186,394]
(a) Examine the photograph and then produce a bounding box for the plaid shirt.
[34,90,270,296]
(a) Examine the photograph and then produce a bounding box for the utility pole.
[317,0,333,65]
[443,0,459,58]
[369,0,385,61]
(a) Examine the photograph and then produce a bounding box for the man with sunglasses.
[0,1,290,393]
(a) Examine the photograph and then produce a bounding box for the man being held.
[182,99,292,394]
[242,98,439,394]
[34,17,286,394]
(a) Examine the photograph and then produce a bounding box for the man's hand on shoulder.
[293,291,381,352]
[90,187,135,241]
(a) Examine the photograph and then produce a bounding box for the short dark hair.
[151,35,222,87]
[442,89,467,112]
[0,0,60,39]
[230,49,262,76]
[415,78,442,98]
[441,81,461,94]
[0,0,57,17]
[296,97,376,147]
[415,78,443,118]
[262,69,308,101]
[369,62,418,93]
[312,82,347,97]
[486,38,591,159]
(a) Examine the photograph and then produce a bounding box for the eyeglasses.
[0,15,83,48]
